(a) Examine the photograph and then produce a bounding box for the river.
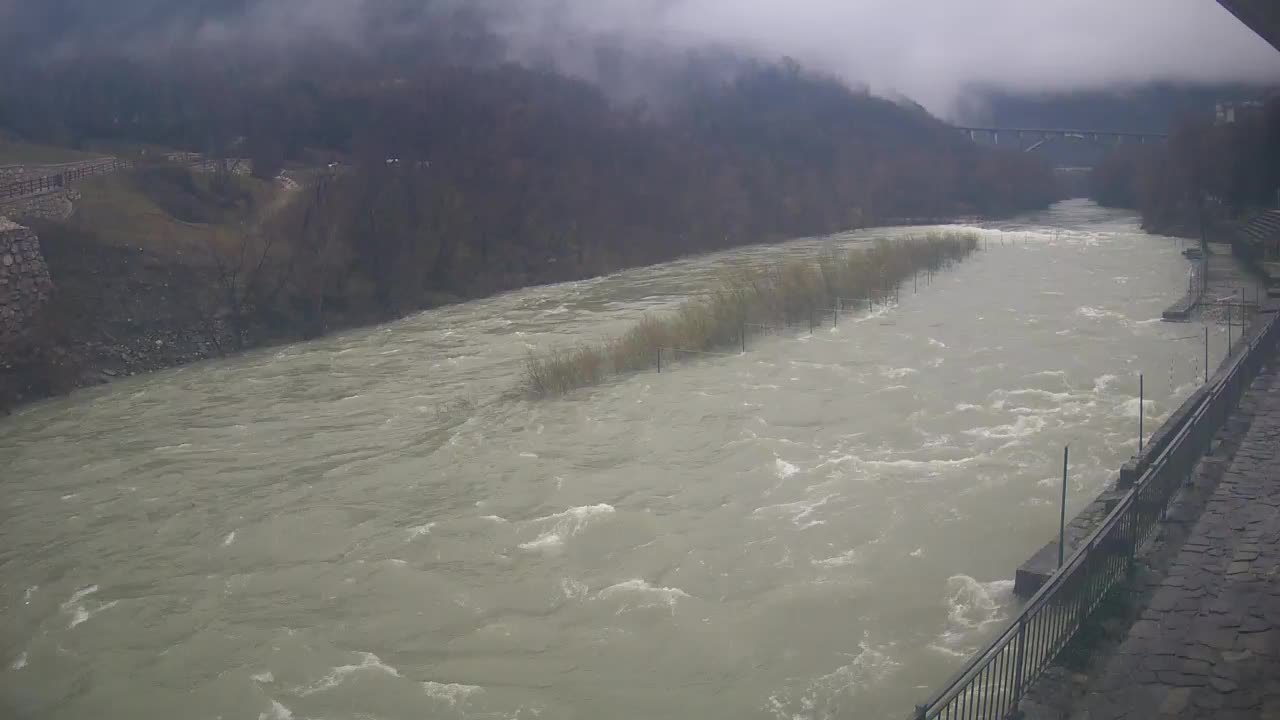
[0,200,1227,720]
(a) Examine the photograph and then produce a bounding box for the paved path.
[1202,243,1269,324]
[1071,364,1280,719]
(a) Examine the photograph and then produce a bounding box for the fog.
[6,0,1280,115]
[492,0,1280,113]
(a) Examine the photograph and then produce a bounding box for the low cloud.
[493,0,1280,114]
[7,0,1280,116]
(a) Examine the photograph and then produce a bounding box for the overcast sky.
[490,0,1280,113]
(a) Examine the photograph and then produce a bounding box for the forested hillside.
[0,0,1061,407]
[1089,98,1280,234]
[1,39,1057,314]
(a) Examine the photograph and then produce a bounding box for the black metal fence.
[910,304,1280,720]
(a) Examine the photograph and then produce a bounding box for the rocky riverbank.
[0,219,234,411]
[0,212,995,414]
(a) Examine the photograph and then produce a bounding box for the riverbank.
[0,205,999,413]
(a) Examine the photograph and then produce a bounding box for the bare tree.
[277,171,350,337]
[204,223,279,352]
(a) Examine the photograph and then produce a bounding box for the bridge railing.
[954,127,1168,139]
[0,158,130,202]
[909,303,1280,720]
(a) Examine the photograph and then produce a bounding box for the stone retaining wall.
[1161,252,1206,321]
[1,190,79,222]
[0,217,54,353]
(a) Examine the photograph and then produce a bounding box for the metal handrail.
[0,158,128,202]
[910,306,1280,719]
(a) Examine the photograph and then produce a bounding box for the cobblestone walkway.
[1072,365,1280,719]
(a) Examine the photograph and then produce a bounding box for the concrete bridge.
[955,126,1169,152]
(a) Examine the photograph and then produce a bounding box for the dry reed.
[524,231,980,397]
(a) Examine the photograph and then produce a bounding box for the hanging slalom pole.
[1204,325,1209,384]
[1138,373,1144,455]
[1059,446,1069,569]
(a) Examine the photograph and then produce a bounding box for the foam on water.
[518,504,616,551]
[857,456,979,471]
[61,585,118,629]
[560,577,589,600]
[1119,397,1157,419]
[997,388,1077,403]
[423,682,483,705]
[753,494,835,529]
[774,458,799,480]
[596,579,691,613]
[812,548,861,568]
[407,522,436,539]
[297,652,401,696]
[252,671,275,683]
[1093,374,1119,393]
[258,700,293,720]
[964,414,1046,441]
[1076,306,1127,322]
[929,576,1016,658]
[1030,370,1066,379]
[765,640,900,720]
[853,303,895,323]
[518,533,563,551]
[881,367,918,379]
[12,652,27,670]
[944,576,1014,628]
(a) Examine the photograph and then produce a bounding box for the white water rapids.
[0,201,1227,719]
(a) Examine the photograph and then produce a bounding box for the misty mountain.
[0,39,1059,336]
[4,0,1277,118]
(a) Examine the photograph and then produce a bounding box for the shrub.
[523,231,980,397]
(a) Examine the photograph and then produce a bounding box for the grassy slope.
[66,170,277,263]
[0,133,187,166]
[0,140,106,166]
